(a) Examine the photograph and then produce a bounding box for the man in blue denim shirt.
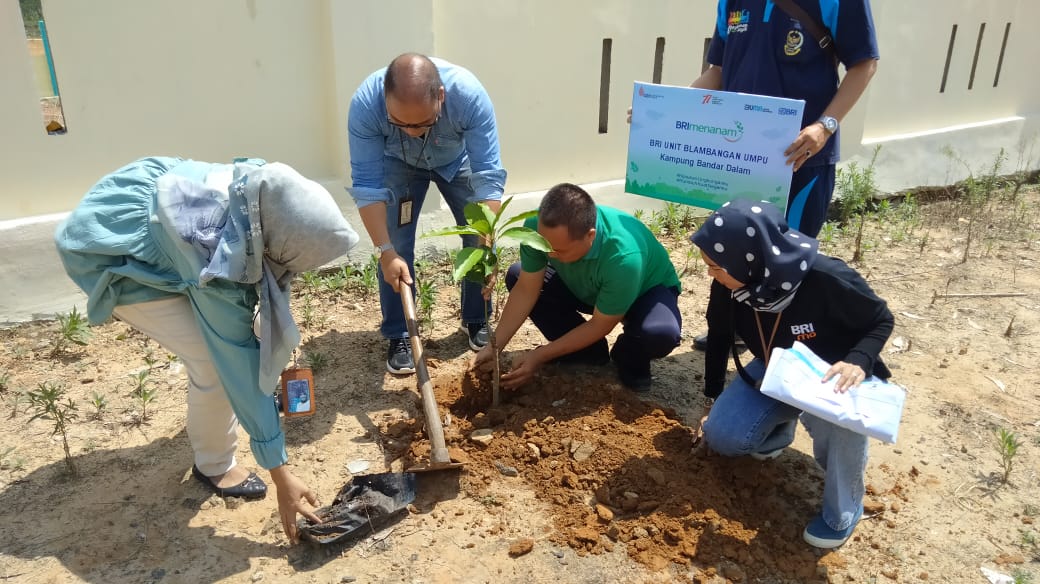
[348,53,506,375]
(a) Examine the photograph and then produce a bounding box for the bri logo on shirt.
[791,323,817,341]
[728,9,750,34]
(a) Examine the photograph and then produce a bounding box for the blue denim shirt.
[347,58,506,207]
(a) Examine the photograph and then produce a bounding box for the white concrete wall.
[2,0,1039,323]
[853,0,1040,189]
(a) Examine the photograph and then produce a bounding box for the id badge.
[280,367,315,417]
[398,200,414,226]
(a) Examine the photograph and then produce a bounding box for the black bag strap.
[729,302,762,389]
[772,0,839,66]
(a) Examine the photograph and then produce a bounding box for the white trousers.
[114,296,239,476]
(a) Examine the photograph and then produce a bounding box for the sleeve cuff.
[250,431,289,470]
[347,185,393,208]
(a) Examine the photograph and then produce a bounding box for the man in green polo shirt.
[473,183,682,391]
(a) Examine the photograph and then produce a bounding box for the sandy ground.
[1,188,1039,583]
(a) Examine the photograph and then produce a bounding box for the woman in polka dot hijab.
[690,198,818,313]
[689,197,896,551]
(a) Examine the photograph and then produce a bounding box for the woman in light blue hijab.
[55,157,359,543]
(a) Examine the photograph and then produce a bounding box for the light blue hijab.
[156,161,359,393]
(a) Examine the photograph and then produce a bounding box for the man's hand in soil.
[500,347,546,389]
[471,344,496,372]
[270,465,321,544]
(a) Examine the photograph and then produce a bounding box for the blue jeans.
[378,156,492,339]
[504,262,682,373]
[702,359,868,531]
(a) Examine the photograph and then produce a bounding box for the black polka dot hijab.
[690,198,819,313]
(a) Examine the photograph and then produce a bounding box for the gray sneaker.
[463,322,490,352]
[386,337,415,375]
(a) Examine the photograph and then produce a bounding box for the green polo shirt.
[519,206,681,316]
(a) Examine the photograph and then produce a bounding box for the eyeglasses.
[387,115,439,130]
[385,99,441,130]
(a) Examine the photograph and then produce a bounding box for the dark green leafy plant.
[424,196,551,405]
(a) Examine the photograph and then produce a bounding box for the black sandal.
[192,465,268,500]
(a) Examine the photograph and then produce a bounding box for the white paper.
[759,341,907,443]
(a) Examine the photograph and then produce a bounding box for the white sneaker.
[749,448,784,461]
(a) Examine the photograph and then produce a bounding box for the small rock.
[527,443,541,458]
[572,442,597,462]
[881,568,898,580]
[595,504,614,522]
[493,460,519,477]
[541,416,555,425]
[864,500,886,515]
[918,572,929,580]
[994,552,1026,565]
[470,429,494,446]
[250,571,264,582]
[225,497,244,510]
[1022,516,1034,525]
[889,501,902,513]
[720,562,745,581]
[551,549,564,558]
[631,527,649,539]
[508,538,535,557]
[472,412,489,428]
[551,399,567,407]
[623,491,639,500]
[561,472,579,488]
[637,501,660,513]
[647,468,665,485]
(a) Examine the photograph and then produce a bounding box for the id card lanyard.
[396,129,432,227]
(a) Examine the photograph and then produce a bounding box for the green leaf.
[423,225,483,239]
[463,202,492,235]
[452,247,488,283]
[498,209,539,230]
[499,227,552,252]
[489,196,514,230]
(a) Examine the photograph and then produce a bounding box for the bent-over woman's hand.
[821,361,867,393]
[269,465,321,544]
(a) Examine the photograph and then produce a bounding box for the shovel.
[400,282,464,472]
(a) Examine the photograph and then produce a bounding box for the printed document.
[760,342,907,443]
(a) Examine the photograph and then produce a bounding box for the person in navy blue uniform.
[691,0,879,351]
[700,0,879,237]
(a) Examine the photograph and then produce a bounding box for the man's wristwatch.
[817,115,839,135]
[375,242,395,255]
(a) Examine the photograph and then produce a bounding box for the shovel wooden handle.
[399,283,452,465]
